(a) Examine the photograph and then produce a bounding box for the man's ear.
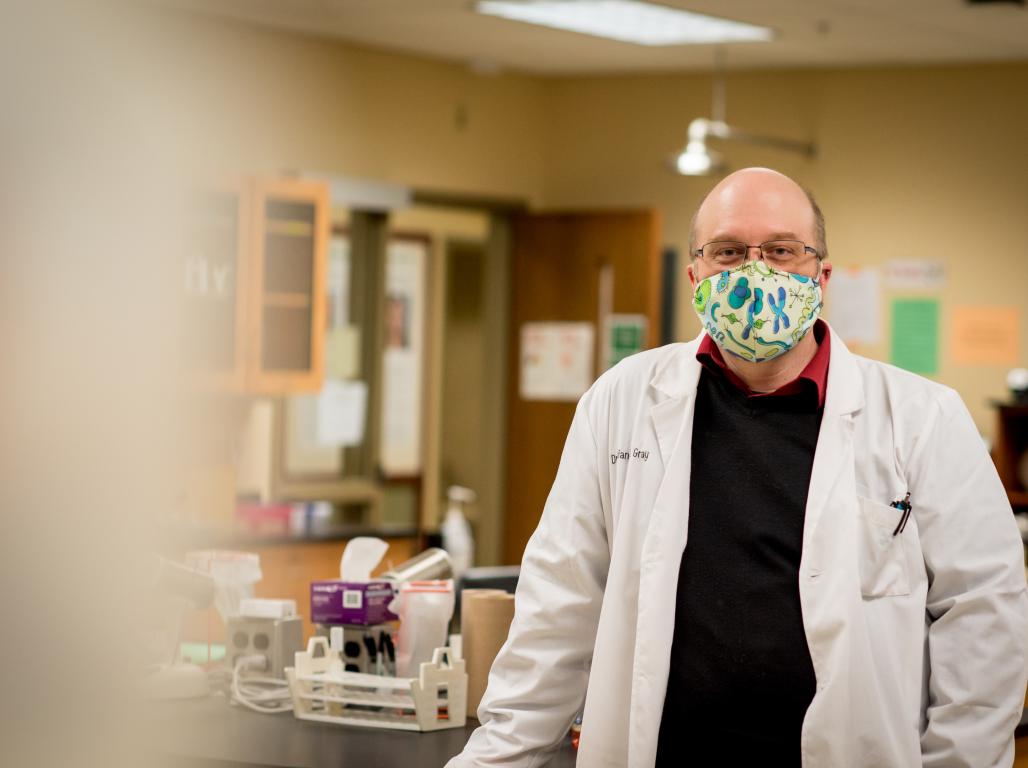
[819,261,832,290]
[686,260,699,291]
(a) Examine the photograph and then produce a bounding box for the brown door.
[503,210,662,565]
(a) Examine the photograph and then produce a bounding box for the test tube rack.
[285,636,467,732]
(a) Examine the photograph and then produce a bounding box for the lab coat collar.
[821,323,864,417]
[799,323,865,583]
[649,323,864,416]
[647,332,704,466]
[648,323,862,468]
[649,330,705,401]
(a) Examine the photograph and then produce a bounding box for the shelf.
[264,292,311,309]
[275,478,381,505]
[266,218,314,238]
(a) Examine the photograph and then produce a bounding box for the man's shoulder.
[590,341,697,396]
[848,350,962,417]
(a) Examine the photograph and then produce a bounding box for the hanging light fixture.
[670,52,816,176]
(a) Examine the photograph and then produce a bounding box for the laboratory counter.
[148,696,577,768]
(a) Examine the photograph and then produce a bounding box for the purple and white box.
[310,580,398,626]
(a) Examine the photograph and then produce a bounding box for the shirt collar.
[696,319,831,409]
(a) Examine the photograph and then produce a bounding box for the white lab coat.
[448,326,1027,768]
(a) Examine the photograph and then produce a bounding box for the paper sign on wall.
[380,238,426,476]
[316,380,367,447]
[891,299,939,375]
[824,267,880,345]
[951,306,1022,365]
[885,260,946,291]
[520,322,595,401]
[286,394,343,475]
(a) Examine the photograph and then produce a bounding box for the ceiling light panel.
[475,0,774,46]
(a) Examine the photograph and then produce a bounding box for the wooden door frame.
[409,189,524,567]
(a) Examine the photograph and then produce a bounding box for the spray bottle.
[441,485,476,581]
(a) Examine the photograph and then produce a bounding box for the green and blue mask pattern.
[692,262,822,363]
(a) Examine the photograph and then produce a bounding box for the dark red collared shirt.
[696,319,831,409]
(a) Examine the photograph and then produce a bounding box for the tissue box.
[310,580,398,626]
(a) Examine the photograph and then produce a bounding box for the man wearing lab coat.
[447,168,1027,767]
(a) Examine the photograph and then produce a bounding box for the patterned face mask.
[692,261,822,363]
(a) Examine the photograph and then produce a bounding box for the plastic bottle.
[441,485,476,581]
[387,579,455,677]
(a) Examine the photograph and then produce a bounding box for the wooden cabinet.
[993,403,1028,512]
[249,179,328,394]
[182,177,329,395]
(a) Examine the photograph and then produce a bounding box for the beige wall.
[539,63,1028,439]
[162,10,546,201]
[172,9,1027,439]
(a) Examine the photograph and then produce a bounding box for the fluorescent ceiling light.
[475,1,773,46]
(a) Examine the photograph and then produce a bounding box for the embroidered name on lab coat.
[611,448,650,464]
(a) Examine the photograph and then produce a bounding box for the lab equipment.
[140,558,216,700]
[441,486,476,580]
[388,580,455,678]
[286,636,467,732]
[184,549,262,621]
[380,547,453,583]
[452,564,519,627]
[460,588,516,717]
[227,599,304,714]
[322,624,396,675]
[227,599,303,678]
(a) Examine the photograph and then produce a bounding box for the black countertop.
[138,693,1028,767]
[148,696,577,768]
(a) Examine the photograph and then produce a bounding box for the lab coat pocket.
[856,496,911,597]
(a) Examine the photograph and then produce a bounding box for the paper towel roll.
[461,588,516,718]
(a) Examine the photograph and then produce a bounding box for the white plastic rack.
[285,637,467,732]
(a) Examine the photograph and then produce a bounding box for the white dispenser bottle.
[441,485,476,581]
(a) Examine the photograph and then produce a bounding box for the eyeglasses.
[694,240,820,271]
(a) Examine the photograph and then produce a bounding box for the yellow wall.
[540,64,1028,439]
[171,9,1027,439]
[161,10,546,200]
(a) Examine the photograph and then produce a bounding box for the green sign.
[607,314,647,368]
[891,298,939,375]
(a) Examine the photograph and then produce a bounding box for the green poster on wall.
[891,298,939,375]
[606,314,648,368]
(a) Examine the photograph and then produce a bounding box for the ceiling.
[164,0,1028,74]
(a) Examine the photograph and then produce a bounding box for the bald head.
[689,167,826,260]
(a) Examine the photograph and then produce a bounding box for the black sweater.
[655,367,821,766]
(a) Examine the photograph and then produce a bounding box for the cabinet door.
[248,178,329,394]
[180,184,250,391]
